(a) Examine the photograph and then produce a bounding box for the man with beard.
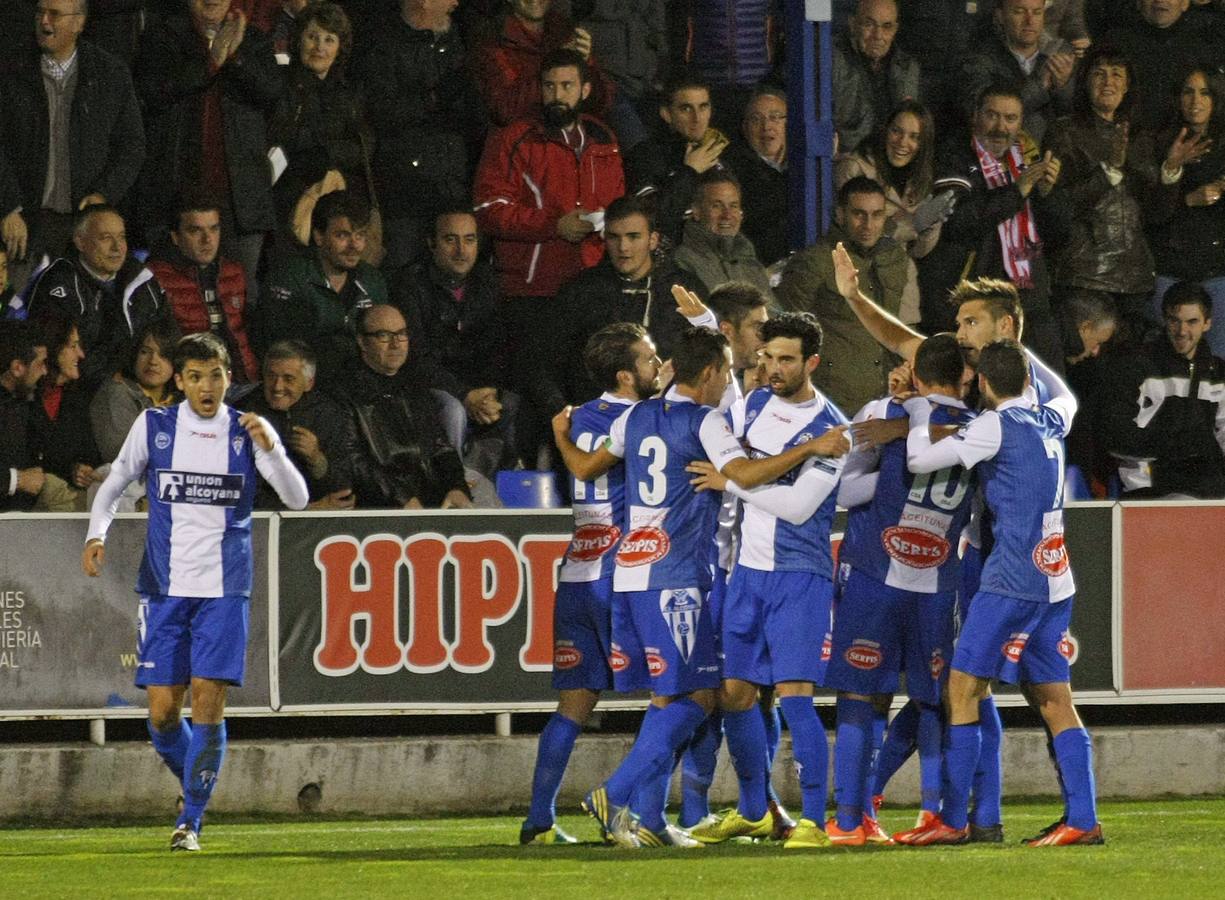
[0,321,48,512]
[520,322,660,845]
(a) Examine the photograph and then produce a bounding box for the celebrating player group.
[522,247,1103,850]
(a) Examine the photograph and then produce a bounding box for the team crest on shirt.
[1032,533,1069,576]
[154,432,171,450]
[232,435,245,456]
[659,588,703,663]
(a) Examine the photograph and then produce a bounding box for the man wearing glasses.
[332,303,473,509]
[724,86,789,267]
[261,190,389,385]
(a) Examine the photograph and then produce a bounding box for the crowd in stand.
[3,0,1225,513]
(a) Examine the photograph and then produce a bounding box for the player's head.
[0,320,48,401]
[913,332,969,398]
[174,332,231,418]
[949,277,1024,365]
[707,281,769,369]
[583,322,661,400]
[759,312,822,401]
[975,338,1029,409]
[672,326,732,406]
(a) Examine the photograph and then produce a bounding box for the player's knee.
[556,689,599,725]
[148,708,180,732]
[719,680,757,712]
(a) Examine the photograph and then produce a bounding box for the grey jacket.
[673,219,775,302]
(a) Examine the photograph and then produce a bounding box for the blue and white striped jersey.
[88,402,308,598]
[559,393,633,584]
[606,386,746,591]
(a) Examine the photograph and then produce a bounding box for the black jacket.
[135,12,281,235]
[1103,16,1220,131]
[722,141,788,266]
[0,385,37,513]
[1147,126,1225,281]
[30,380,100,482]
[330,363,469,508]
[624,130,729,245]
[241,389,357,507]
[0,41,145,216]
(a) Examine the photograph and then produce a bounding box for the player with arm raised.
[81,333,308,852]
[900,339,1102,846]
[520,323,661,845]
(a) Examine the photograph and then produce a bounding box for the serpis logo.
[1032,533,1069,577]
[567,523,621,562]
[1002,634,1029,663]
[845,645,882,670]
[646,653,667,677]
[882,526,951,569]
[615,526,670,567]
[609,649,630,672]
[553,645,582,670]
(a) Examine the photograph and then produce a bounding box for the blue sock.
[761,702,782,803]
[148,719,192,782]
[862,707,887,822]
[603,700,706,809]
[178,721,227,832]
[631,750,674,834]
[917,703,945,814]
[1052,728,1097,830]
[871,700,919,798]
[780,696,828,825]
[526,712,582,828]
[680,711,722,827]
[972,697,1003,826]
[942,723,981,830]
[722,707,769,820]
[833,698,874,830]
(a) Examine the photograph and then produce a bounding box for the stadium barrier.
[2,502,1223,723]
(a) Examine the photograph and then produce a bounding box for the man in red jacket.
[148,192,260,388]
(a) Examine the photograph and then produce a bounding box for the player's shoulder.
[811,389,850,427]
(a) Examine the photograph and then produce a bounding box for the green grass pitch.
[4,798,1222,898]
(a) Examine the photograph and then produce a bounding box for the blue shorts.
[552,578,614,692]
[722,568,833,687]
[958,543,984,626]
[824,568,955,704]
[952,591,1074,685]
[136,593,249,687]
[622,586,720,697]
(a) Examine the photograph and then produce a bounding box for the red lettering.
[519,535,570,671]
[450,535,522,672]
[313,536,404,675]
[403,535,449,672]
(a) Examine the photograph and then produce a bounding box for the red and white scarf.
[973,139,1039,289]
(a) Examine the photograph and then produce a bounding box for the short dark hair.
[605,194,657,232]
[311,189,370,237]
[948,277,1025,338]
[171,187,223,233]
[264,339,318,381]
[1076,44,1137,122]
[660,73,712,107]
[913,333,966,391]
[174,332,230,374]
[671,327,729,386]
[1162,280,1213,319]
[39,312,79,381]
[0,320,45,371]
[707,282,769,329]
[126,317,182,381]
[293,1,354,72]
[744,84,787,114]
[540,48,589,84]
[695,168,742,198]
[760,311,824,360]
[977,338,1028,399]
[837,175,886,209]
[584,322,649,393]
[976,81,1025,114]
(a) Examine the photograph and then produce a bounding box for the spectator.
[832,0,923,156]
[895,0,992,133]
[1044,45,1195,340]
[0,320,48,512]
[572,0,668,150]
[673,170,774,302]
[0,248,12,313]
[1101,281,1225,498]
[392,206,520,474]
[473,48,624,356]
[469,0,614,128]
[136,0,281,295]
[1043,0,1091,56]
[0,0,145,282]
[835,100,949,325]
[960,0,1076,148]
[261,190,388,385]
[90,317,181,463]
[148,192,261,387]
[920,83,1068,368]
[1061,289,1116,479]
[357,0,481,269]
[262,0,310,55]
[268,1,369,255]
[82,0,147,66]
[18,204,168,386]
[533,194,710,415]
[705,279,770,385]
[241,338,357,509]
[333,303,474,509]
[723,85,789,265]
[1103,0,1221,130]
[775,176,908,414]
[624,74,728,245]
[29,312,99,510]
[1147,67,1225,356]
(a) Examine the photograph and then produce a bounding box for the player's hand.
[464,387,502,425]
[441,488,473,509]
[832,242,861,301]
[16,466,45,495]
[683,130,728,174]
[671,284,710,320]
[82,540,105,577]
[551,405,574,443]
[557,209,596,243]
[806,424,851,458]
[70,463,96,488]
[238,412,275,452]
[851,417,907,450]
[686,460,728,493]
[887,360,913,397]
[2,209,28,260]
[309,488,355,510]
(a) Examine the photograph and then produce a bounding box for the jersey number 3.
[638,436,668,505]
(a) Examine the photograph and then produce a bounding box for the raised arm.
[832,242,924,362]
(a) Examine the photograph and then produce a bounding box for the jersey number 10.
[907,465,971,511]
